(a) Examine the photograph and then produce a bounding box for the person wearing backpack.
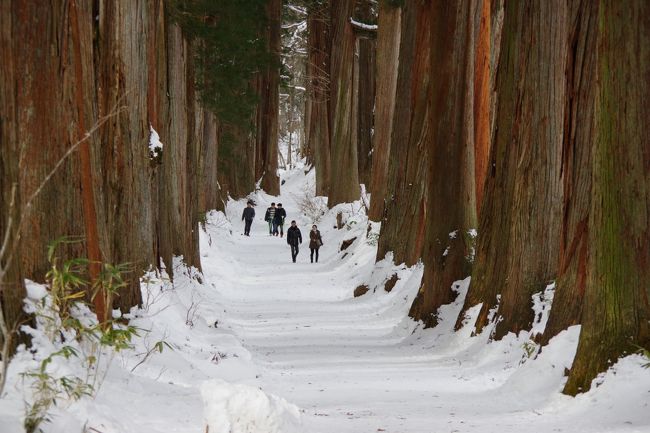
[286,220,303,263]
[309,225,323,263]
[264,203,276,236]
[274,203,287,237]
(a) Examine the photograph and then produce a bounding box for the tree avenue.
[1,0,648,407]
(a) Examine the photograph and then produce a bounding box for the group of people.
[241,201,323,263]
[263,202,287,237]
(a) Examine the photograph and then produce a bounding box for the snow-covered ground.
[1,165,649,433]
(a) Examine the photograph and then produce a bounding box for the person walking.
[274,203,287,237]
[286,220,302,263]
[264,203,277,236]
[309,225,323,263]
[241,202,255,236]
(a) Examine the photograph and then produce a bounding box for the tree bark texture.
[306,1,331,196]
[257,0,281,195]
[1,1,221,321]
[201,112,220,212]
[367,3,400,221]
[564,0,650,395]
[353,0,375,188]
[217,123,255,201]
[0,0,30,348]
[11,0,92,281]
[539,0,597,345]
[375,0,431,267]
[409,0,476,328]
[328,0,360,206]
[159,23,202,275]
[456,0,565,339]
[95,0,162,311]
[473,0,491,216]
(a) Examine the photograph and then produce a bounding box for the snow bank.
[201,379,302,433]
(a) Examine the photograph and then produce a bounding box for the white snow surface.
[1,164,649,433]
[149,125,163,153]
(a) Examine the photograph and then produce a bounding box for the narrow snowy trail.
[195,173,648,433]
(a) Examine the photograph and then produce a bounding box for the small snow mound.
[201,379,302,433]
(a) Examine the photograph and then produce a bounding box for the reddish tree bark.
[456,0,566,338]
[539,0,597,345]
[473,0,491,216]
[0,0,30,351]
[409,0,476,328]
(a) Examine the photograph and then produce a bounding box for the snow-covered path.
[198,170,650,433]
[2,168,648,433]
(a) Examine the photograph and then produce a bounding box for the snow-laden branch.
[286,5,307,16]
[349,18,378,32]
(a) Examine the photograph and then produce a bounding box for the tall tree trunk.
[96,0,162,312]
[564,0,650,395]
[258,0,281,195]
[158,23,202,275]
[202,112,220,212]
[455,0,566,338]
[13,0,89,281]
[354,0,375,188]
[328,0,359,206]
[375,0,431,267]
[539,0,597,345]
[71,0,106,320]
[306,2,331,196]
[409,0,476,328]
[367,3,400,221]
[473,0,491,216]
[0,0,30,352]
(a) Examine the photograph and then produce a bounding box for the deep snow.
[1,165,649,433]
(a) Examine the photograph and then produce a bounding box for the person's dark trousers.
[272,222,279,236]
[290,243,299,262]
[278,224,284,237]
[244,219,253,236]
[310,248,319,263]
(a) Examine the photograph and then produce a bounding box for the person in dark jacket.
[264,203,276,236]
[286,220,302,263]
[241,202,255,236]
[309,225,323,263]
[274,203,287,237]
